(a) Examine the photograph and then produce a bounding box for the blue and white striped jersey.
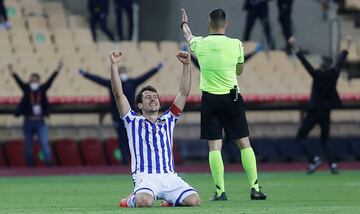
[122,108,180,175]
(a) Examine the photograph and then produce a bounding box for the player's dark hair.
[209,8,226,30]
[135,85,159,114]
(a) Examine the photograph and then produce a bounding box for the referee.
[181,8,266,200]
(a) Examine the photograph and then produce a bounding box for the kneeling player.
[109,49,200,207]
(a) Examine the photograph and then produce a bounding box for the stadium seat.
[21,0,43,16]
[79,138,107,166]
[68,15,88,29]
[27,16,48,31]
[4,139,27,167]
[276,138,302,162]
[42,2,66,16]
[54,139,83,166]
[32,141,57,167]
[103,138,121,165]
[252,139,279,162]
[330,139,351,161]
[349,139,360,160]
[0,143,8,167]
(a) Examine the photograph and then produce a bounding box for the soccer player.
[288,36,351,174]
[110,50,200,207]
[181,8,266,200]
[78,63,163,164]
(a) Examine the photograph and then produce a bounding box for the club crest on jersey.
[157,119,166,126]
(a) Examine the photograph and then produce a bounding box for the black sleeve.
[43,71,59,91]
[333,50,348,73]
[244,50,257,62]
[12,73,26,90]
[296,51,316,77]
[133,66,161,86]
[83,72,111,87]
[191,54,200,70]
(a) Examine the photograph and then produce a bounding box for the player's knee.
[135,194,154,207]
[183,193,201,206]
[236,137,251,149]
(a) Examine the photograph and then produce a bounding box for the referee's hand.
[181,8,188,24]
[176,51,191,65]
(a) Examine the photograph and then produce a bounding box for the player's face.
[140,90,160,113]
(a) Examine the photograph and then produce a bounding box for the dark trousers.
[278,0,293,49]
[113,120,130,164]
[114,0,133,40]
[23,119,52,167]
[243,7,275,49]
[90,13,115,42]
[296,109,335,164]
[0,0,7,22]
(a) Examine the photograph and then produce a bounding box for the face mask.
[120,73,128,81]
[30,82,39,91]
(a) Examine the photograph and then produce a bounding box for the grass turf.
[1,171,360,213]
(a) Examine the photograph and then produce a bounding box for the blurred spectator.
[288,36,351,175]
[243,0,275,49]
[88,0,115,42]
[79,63,163,164]
[0,0,11,30]
[114,0,134,41]
[8,62,63,167]
[277,0,294,54]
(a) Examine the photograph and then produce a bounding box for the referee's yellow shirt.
[190,35,244,95]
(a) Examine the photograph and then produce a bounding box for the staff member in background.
[288,36,351,175]
[79,63,163,164]
[114,0,134,41]
[88,0,115,42]
[8,62,63,167]
[277,0,294,54]
[181,8,266,201]
[243,0,275,50]
[0,0,11,30]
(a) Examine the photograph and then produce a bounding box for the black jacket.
[12,71,59,117]
[243,0,268,10]
[82,66,160,122]
[296,50,348,110]
[88,0,109,14]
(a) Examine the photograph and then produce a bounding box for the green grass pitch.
[1,171,360,213]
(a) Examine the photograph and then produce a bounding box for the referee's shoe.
[250,187,267,200]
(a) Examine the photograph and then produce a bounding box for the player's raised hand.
[176,51,191,65]
[181,8,188,23]
[288,36,296,47]
[110,50,123,64]
[7,64,14,74]
[56,61,63,71]
[345,35,352,50]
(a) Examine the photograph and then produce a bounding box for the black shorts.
[201,92,249,140]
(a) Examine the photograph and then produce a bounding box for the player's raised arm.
[109,50,131,117]
[181,8,194,44]
[173,51,192,112]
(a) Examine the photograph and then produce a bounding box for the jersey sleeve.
[121,109,138,125]
[238,41,245,64]
[163,106,181,123]
[189,36,203,53]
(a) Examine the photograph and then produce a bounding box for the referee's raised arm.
[109,50,131,117]
[181,9,194,44]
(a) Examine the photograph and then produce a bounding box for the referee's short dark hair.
[135,85,159,113]
[209,8,226,30]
